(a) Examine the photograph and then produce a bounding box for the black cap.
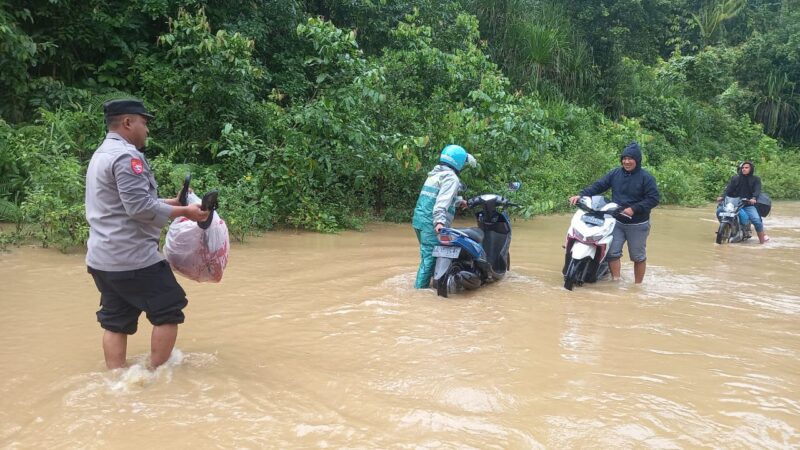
[103,99,154,119]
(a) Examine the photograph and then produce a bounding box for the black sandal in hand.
[198,190,219,230]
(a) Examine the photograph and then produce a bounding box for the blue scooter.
[431,183,519,298]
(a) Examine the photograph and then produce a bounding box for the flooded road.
[1,203,799,448]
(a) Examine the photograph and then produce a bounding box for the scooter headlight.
[724,203,735,212]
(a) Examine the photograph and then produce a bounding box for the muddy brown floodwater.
[1,203,799,448]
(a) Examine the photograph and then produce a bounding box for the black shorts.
[88,261,187,335]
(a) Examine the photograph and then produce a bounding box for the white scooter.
[562,196,622,290]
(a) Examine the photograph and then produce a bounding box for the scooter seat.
[453,227,484,243]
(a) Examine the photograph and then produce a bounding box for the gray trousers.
[608,221,651,262]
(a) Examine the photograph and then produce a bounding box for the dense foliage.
[1,0,798,250]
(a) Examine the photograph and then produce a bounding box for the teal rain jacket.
[412,165,462,231]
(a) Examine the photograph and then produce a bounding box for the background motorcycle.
[432,183,519,298]
[562,196,621,291]
[715,193,772,244]
[715,196,752,244]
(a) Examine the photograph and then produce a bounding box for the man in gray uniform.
[85,99,208,370]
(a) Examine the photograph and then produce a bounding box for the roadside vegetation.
[1,0,798,250]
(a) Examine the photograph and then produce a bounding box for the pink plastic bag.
[164,206,229,283]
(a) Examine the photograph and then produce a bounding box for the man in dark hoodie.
[569,142,660,284]
[716,161,769,244]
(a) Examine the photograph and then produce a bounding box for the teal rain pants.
[414,226,439,289]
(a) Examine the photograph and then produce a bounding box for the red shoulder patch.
[130,158,144,175]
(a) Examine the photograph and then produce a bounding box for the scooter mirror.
[508,181,522,191]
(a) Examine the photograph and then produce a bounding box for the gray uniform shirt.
[85,132,173,271]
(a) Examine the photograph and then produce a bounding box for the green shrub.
[758,151,800,200]
[650,159,705,205]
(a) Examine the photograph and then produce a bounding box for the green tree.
[137,7,264,158]
[0,4,42,121]
[469,0,597,103]
[691,0,746,46]
[738,6,800,142]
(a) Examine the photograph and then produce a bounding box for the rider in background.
[411,145,477,289]
[716,161,769,244]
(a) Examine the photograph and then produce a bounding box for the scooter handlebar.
[616,209,633,219]
[466,196,517,209]
[574,201,591,212]
[573,200,631,220]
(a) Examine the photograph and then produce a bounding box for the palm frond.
[0,198,21,222]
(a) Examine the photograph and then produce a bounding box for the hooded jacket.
[412,165,462,230]
[723,161,761,200]
[579,142,660,224]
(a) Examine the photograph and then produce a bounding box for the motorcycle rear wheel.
[716,222,732,244]
[436,265,459,298]
[436,275,448,298]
